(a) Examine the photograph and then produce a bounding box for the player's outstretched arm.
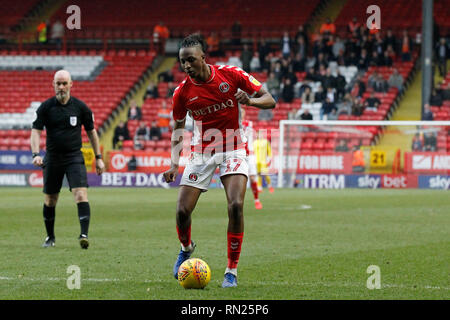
[30,129,43,167]
[235,87,276,110]
[163,119,185,183]
[86,129,105,175]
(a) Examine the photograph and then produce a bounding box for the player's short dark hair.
[180,34,208,53]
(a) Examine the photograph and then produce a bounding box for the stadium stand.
[49,0,321,40]
[0,49,155,150]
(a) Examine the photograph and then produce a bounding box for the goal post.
[276,120,450,189]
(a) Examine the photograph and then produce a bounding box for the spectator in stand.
[364,92,381,111]
[292,52,306,72]
[265,72,281,101]
[314,52,328,71]
[345,51,358,67]
[301,86,315,104]
[134,121,150,150]
[373,74,389,93]
[157,100,172,133]
[258,108,273,121]
[127,100,142,120]
[258,39,271,72]
[422,103,434,121]
[315,84,326,103]
[388,69,404,91]
[158,70,174,83]
[50,20,64,49]
[411,133,423,151]
[112,120,130,149]
[352,97,365,116]
[435,37,449,77]
[441,82,450,100]
[206,32,221,57]
[296,36,307,62]
[299,108,313,120]
[423,131,437,151]
[166,82,176,98]
[400,30,412,62]
[381,50,393,67]
[337,93,354,115]
[335,69,347,99]
[320,17,336,36]
[272,60,284,82]
[327,108,339,120]
[153,21,170,55]
[295,25,309,50]
[429,89,443,107]
[347,17,360,35]
[305,66,319,82]
[384,29,397,52]
[250,53,261,72]
[281,31,292,59]
[335,139,349,152]
[231,21,242,46]
[332,36,345,59]
[149,120,162,141]
[128,155,137,171]
[145,80,159,99]
[298,80,312,97]
[320,97,337,120]
[325,87,336,103]
[281,78,294,103]
[240,44,253,72]
[322,68,336,91]
[357,48,369,71]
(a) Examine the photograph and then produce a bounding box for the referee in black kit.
[30,70,105,249]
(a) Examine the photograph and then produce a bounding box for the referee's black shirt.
[32,96,94,159]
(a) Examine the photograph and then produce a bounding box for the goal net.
[275,120,450,189]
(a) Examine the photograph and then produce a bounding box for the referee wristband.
[95,154,102,160]
[32,153,39,158]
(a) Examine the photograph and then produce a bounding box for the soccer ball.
[177,258,211,289]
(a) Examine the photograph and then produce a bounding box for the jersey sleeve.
[81,103,95,131]
[232,67,263,97]
[172,85,187,122]
[32,102,46,130]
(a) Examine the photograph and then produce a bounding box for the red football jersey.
[173,64,262,153]
[242,119,254,156]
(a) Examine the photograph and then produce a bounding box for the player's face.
[179,46,205,79]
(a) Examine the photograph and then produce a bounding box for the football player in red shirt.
[163,34,275,287]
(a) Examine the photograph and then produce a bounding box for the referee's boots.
[79,234,89,249]
[42,236,55,248]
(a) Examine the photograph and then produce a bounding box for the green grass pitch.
[0,187,448,300]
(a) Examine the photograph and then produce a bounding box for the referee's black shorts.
[42,154,88,194]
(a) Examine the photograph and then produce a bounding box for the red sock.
[176,225,191,248]
[251,180,259,200]
[227,232,244,269]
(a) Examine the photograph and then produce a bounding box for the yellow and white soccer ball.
[177,258,211,289]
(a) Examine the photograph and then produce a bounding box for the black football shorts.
[43,161,88,194]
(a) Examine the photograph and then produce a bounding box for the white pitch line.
[0,275,448,291]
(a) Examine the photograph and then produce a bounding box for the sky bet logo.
[429,176,450,190]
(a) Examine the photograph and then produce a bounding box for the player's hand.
[235,91,251,106]
[163,165,179,183]
[32,155,44,167]
[95,159,105,175]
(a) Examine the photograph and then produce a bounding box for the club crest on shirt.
[70,116,77,126]
[219,82,230,93]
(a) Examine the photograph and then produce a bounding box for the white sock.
[181,242,193,252]
[225,268,237,277]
